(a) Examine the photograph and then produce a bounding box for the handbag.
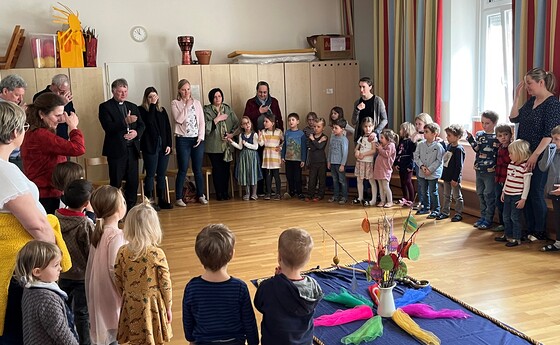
[182,178,198,204]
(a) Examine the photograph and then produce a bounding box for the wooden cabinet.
[1,67,105,176]
[170,60,359,131]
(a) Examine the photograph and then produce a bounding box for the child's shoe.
[494,235,508,242]
[376,202,385,207]
[242,194,250,201]
[384,202,394,208]
[273,194,281,201]
[298,194,306,200]
[492,224,505,232]
[436,213,449,220]
[451,214,463,222]
[477,220,492,230]
[505,239,520,247]
[473,218,485,228]
[412,202,422,210]
[328,196,338,203]
[338,198,347,205]
[352,198,363,205]
[415,209,430,215]
[283,192,291,200]
[264,194,271,200]
[427,211,439,219]
[312,197,322,202]
[250,194,258,200]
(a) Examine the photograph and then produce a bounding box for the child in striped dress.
[259,113,284,200]
[229,116,262,200]
[495,139,532,247]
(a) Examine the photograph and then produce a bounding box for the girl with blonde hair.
[114,199,173,345]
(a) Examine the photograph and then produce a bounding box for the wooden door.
[201,64,231,107]
[284,62,311,123]
[229,64,257,118]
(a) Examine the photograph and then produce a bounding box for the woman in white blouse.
[171,79,206,206]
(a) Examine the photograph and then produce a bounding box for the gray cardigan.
[539,143,560,197]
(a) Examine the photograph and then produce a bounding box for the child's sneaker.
[273,194,281,201]
[477,220,492,230]
[298,194,306,200]
[494,235,508,242]
[352,198,363,205]
[283,192,291,200]
[492,224,505,232]
[527,234,538,242]
[338,198,348,205]
[412,202,422,210]
[427,211,439,219]
[264,194,271,200]
[384,202,394,208]
[505,240,520,247]
[242,194,250,201]
[250,194,258,200]
[312,197,322,202]
[376,202,384,207]
[415,209,430,215]
[328,196,338,203]
[473,218,485,228]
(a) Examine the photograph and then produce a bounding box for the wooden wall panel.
[284,63,311,120]
[170,65,202,102]
[68,68,104,159]
[0,68,38,105]
[334,60,360,119]
[201,64,231,107]
[34,68,69,92]
[310,61,336,119]
[229,64,257,118]
[257,64,286,127]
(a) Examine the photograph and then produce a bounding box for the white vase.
[377,283,396,317]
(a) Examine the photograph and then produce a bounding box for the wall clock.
[130,26,148,42]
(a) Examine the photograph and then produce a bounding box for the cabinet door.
[284,62,311,120]
[0,68,38,105]
[34,68,69,93]
[229,64,257,118]
[170,65,202,102]
[257,64,286,126]
[201,65,231,107]
[69,68,104,159]
[310,61,336,119]
[334,60,360,118]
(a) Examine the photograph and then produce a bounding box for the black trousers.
[108,146,139,211]
[285,160,303,195]
[208,152,231,199]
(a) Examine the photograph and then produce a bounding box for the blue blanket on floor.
[254,265,541,345]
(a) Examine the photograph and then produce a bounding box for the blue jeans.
[176,137,205,199]
[143,138,170,199]
[330,164,348,200]
[417,177,440,212]
[524,165,548,235]
[59,279,90,345]
[503,194,522,241]
[476,171,496,222]
[495,182,504,225]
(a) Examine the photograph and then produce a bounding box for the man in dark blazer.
[99,78,145,211]
[33,73,75,140]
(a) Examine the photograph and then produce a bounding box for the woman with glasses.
[21,93,85,214]
[0,101,71,343]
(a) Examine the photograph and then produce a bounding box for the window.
[478,0,513,124]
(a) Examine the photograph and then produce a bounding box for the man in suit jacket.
[33,74,75,140]
[99,78,145,211]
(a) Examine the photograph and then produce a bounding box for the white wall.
[441,0,478,134]
[1,0,342,67]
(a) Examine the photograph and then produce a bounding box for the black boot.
[157,189,173,209]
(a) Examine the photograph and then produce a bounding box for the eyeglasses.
[23,123,30,132]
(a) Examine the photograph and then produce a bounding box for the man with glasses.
[0,74,27,171]
[33,74,75,140]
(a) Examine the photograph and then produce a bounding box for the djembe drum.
[177,36,194,65]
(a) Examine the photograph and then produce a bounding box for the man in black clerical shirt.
[98,78,145,211]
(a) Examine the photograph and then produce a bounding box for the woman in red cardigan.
[21,93,85,214]
[243,81,283,196]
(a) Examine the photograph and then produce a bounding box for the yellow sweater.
[0,213,72,335]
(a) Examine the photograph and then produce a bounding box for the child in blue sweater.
[183,224,258,345]
[466,110,500,230]
[413,123,445,218]
[328,119,349,204]
[282,113,307,199]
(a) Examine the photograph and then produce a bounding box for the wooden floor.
[158,198,560,344]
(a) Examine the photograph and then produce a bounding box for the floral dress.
[114,245,172,345]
